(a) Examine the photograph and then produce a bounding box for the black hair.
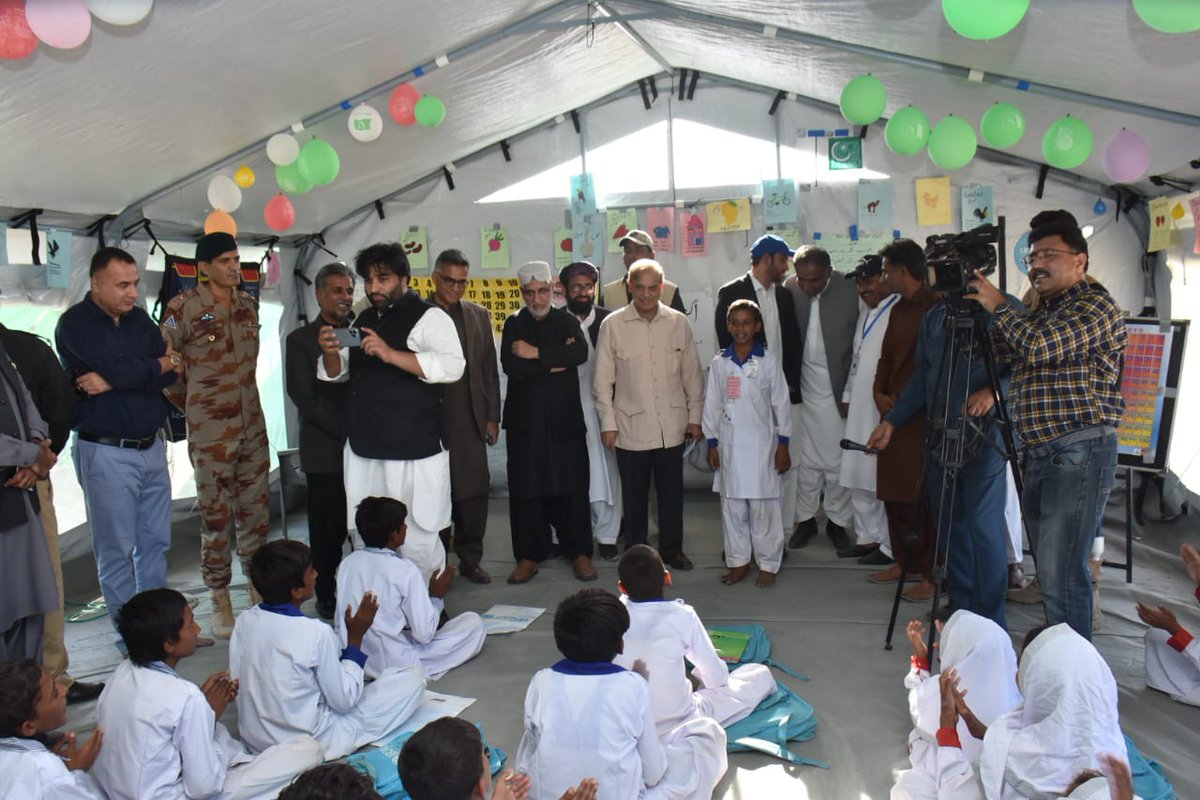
[553,588,629,663]
[355,496,408,549]
[1020,623,1053,659]
[1029,222,1089,258]
[354,242,410,282]
[116,588,189,666]
[248,540,313,605]
[1029,209,1079,230]
[794,245,832,272]
[90,246,136,276]
[315,262,355,291]
[278,763,383,800]
[879,238,927,283]
[0,658,44,737]
[618,545,666,601]
[434,249,470,270]
[725,298,763,326]
[398,717,485,800]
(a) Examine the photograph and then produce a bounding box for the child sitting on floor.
[614,544,774,740]
[1137,542,1200,706]
[702,299,791,587]
[0,658,102,799]
[230,539,427,759]
[336,497,485,681]
[279,763,384,800]
[90,588,323,800]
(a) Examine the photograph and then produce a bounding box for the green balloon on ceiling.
[275,161,312,195]
[296,138,341,186]
[884,106,931,156]
[979,102,1027,149]
[1132,0,1200,32]
[927,115,978,170]
[414,96,447,127]
[839,74,887,126]
[942,0,1030,39]
[1042,115,1094,170]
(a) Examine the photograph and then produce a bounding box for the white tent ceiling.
[1,0,1197,239]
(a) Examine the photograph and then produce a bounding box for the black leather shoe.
[837,543,879,559]
[665,553,694,571]
[66,681,104,705]
[597,544,620,562]
[788,519,817,549]
[826,521,853,552]
[858,548,895,566]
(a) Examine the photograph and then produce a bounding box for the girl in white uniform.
[702,300,792,587]
[92,589,322,800]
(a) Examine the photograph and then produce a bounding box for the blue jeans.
[1022,430,1117,640]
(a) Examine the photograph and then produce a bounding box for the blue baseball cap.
[750,234,795,262]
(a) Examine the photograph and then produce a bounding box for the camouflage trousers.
[189,433,270,590]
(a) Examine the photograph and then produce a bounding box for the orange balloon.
[205,209,237,236]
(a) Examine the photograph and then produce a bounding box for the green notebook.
[708,629,751,663]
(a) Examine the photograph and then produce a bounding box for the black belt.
[78,431,159,450]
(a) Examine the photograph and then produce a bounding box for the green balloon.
[839,74,887,126]
[414,96,446,127]
[1133,0,1200,32]
[927,115,977,170]
[275,161,312,195]
[297,138,340,186]
[1042,115,1093,170]
[884,106,931,156]
[979,102,1026,149]
[942,0,1030,39]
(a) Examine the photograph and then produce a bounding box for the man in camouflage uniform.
[161,232,268,638]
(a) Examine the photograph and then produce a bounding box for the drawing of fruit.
[404,241,424,254]
[721,201,739,224]
[560,237,573,252]
[612,223,629,240]
[488,232,504,252]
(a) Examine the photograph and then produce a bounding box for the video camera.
[924,224,998,294]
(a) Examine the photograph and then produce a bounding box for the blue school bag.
[707,623,808,681]
[1124,735,1175,800]
[346,723,507,800]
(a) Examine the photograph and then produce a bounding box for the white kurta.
[0,737,100,800]
[229,605,427,759]
[839,294,899,492]
[334,547,485,681]
[1003,470,1024,564]
[614,598,775,735]
[576,309,622,543]
[92,660,322,800]
[319,307,465,582]
[794,291,853,526]
[1144,626,1200,706]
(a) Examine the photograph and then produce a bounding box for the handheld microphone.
[840,438,879,455]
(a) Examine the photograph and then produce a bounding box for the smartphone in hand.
[333,328,362,348]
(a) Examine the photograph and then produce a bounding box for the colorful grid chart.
[411,276,522,336]
[1117,325,1172,463]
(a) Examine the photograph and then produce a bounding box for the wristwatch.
[169,353,182,367]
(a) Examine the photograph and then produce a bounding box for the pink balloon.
[1102,128,1151,184]
[25,0,91,49]
[264,194,296,232]
[389,83,421,126]
[0,0,38,59]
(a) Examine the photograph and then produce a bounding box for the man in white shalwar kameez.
[1138,543,1200,707]
[319,243,465,583]
[838,256,899,564]
[561,262,623,560]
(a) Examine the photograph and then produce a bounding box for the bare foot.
[755,570,777,588]
[720,565,750,585]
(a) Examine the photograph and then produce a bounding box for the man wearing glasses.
[429,250,501,585]
[968,221,1126,640]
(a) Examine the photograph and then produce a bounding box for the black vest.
[0,351,36,530]
[346,292,444,460]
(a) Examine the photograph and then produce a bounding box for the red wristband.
[1167,628,1194,652]
[911,655,930,672]
[936,727,962,748]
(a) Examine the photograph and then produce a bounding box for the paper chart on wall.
[762,179,797,226]
[705,198,751,233]
[915,177,952,227]
[573,216,605,266]
[961,185,994,231]
[818,232,893,274]
[570,173,597,217]
[480,227,510,269]
[46,228,72,289]
[857,181,892,234]
[401,226,429,271]
[680,209,708,257]
[1148,197,1171,252]
[607,208,638,254]
[646,206,675,252]
[552,226,574,269]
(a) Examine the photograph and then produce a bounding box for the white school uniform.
[702,344,791,573]
[577,308,623,545]
[92,660,322,800]
[1144,624,1200,706]
[614,597,774,735]
[840,294,898,549]
[0,737,100,800]
[334,547,485,680]
[229,604,426,759]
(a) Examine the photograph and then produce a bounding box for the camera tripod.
[882,298,1030,658]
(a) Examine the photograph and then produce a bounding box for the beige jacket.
[592,303,704,451]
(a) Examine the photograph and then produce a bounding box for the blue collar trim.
[551,659,626,675]
[259,602,305,617]
[721,341,764,366]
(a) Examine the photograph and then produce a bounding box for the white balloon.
[87,0,153,26]
[266,133,300,166]
[207,175,242,213]
[348,103,383,143]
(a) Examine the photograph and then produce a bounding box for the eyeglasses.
[1022,248,1080,268]
[433,272,468,288]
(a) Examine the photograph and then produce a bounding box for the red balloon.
[0,0,38,60]
[264,194,296,232]
[389,83,421,126]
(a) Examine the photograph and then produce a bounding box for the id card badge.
[848,353,860,380]
[725,375,742,400]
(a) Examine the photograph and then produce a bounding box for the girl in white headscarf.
[892,611,1023,800]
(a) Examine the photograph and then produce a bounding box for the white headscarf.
[979,624,1128,799]
[911,610,1022,763]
